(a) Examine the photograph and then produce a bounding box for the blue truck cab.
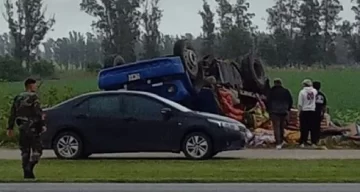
[98,54,221,114]
[98,56,193,101]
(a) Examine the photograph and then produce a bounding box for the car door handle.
[75,114,89,119]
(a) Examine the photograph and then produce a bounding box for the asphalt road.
[2,149,360,160]
[1,183,360,192]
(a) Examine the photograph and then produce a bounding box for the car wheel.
[53,131,84,160]
[182,132,213,160]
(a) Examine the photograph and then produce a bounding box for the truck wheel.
[240,54,266,91]
[173,39,199,79]
[103,54,126,68]
[113,55,125,66]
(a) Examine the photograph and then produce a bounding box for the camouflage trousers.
[19,127,43,170]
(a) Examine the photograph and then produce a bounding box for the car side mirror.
[161,108,173,119]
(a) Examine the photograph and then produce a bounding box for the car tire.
[182,132,213,160]
[53,131,84,160]
[173,39,199,80]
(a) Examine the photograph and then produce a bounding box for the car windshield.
[147,93,192,112]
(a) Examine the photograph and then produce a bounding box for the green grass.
[0,78,97,95]
[269,68,360,112]
[0,159,360,182]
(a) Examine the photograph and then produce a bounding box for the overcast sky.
[0,0,356,39]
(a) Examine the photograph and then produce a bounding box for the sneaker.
[276,145,282,150]
[300,144,305,148]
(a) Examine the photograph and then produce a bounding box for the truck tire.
[103,54,126,68]
[113,55,125,66]
[240,55,266,91]
[173,39,199,80]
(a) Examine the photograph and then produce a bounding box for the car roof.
[51,90,156,108]
[51,89,193,112]
[82,90,192,112]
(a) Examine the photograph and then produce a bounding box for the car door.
[121,94,180,151]
[72,94,126,153]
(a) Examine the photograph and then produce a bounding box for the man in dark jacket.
[266,78,293,149]
[312,81,327,146]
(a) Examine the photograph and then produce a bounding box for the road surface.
[1,183,360,192]
[1,149,360,159]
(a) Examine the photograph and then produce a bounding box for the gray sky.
[0,0,356,39]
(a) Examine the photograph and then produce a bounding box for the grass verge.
[0,159,360,183]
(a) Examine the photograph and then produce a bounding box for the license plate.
[128,73,140,81]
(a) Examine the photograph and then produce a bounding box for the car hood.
[193,111,246,127]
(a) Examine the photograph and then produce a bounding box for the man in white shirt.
[297,79,318,148]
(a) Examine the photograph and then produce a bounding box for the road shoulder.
[1,149,360,159]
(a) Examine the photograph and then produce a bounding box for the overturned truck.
[98,39,270,128]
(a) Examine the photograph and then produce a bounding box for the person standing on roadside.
[6,78,46,179]
[266,78,293,150]
[313,81,327,146]
[297,79,317,148]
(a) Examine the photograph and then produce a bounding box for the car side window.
[122,95,166,120]
[88,95,121,118]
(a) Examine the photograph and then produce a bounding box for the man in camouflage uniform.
[7,78,46,179]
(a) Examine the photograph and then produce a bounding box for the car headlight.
[208,119,240,131]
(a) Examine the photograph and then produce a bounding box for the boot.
[23,168,34,179]
[29,162,36,179]
[23,164,35,179]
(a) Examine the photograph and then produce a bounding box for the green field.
[0,68,360,127]
[0,159,359,182]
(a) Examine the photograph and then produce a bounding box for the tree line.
[1,0,360,81]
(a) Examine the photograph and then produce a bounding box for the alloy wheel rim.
[56,135,79,158]
[186,135,208,158]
